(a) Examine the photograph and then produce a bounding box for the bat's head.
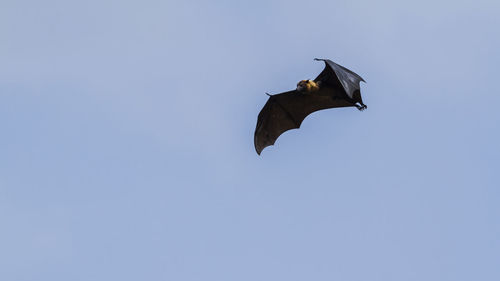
[296,80,319,92]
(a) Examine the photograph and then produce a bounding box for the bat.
[254,58,366,155]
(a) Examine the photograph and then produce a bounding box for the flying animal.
[254,58,366,155]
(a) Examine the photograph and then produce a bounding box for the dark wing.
[254,89,354,155]
[314,58,365,99]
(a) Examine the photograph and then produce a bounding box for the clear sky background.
[1,0,499,280]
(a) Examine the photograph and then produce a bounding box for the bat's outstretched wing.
[254,89,353,155]
[314,58,365,99]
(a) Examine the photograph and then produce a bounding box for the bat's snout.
[296,80,308,92]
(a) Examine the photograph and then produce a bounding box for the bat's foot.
[356,104,367,111]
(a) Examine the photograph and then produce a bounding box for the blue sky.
[1,0,499,280]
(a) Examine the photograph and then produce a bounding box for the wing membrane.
[254,90,353,154]
[314,59,365,98]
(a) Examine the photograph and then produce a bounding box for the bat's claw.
[356,104,367,111]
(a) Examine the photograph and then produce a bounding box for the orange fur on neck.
[297,80,320,92]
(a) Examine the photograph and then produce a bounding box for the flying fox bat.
[254,58,366,155]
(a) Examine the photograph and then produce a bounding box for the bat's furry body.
[297,80,320,92]
[254,58,366,155]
